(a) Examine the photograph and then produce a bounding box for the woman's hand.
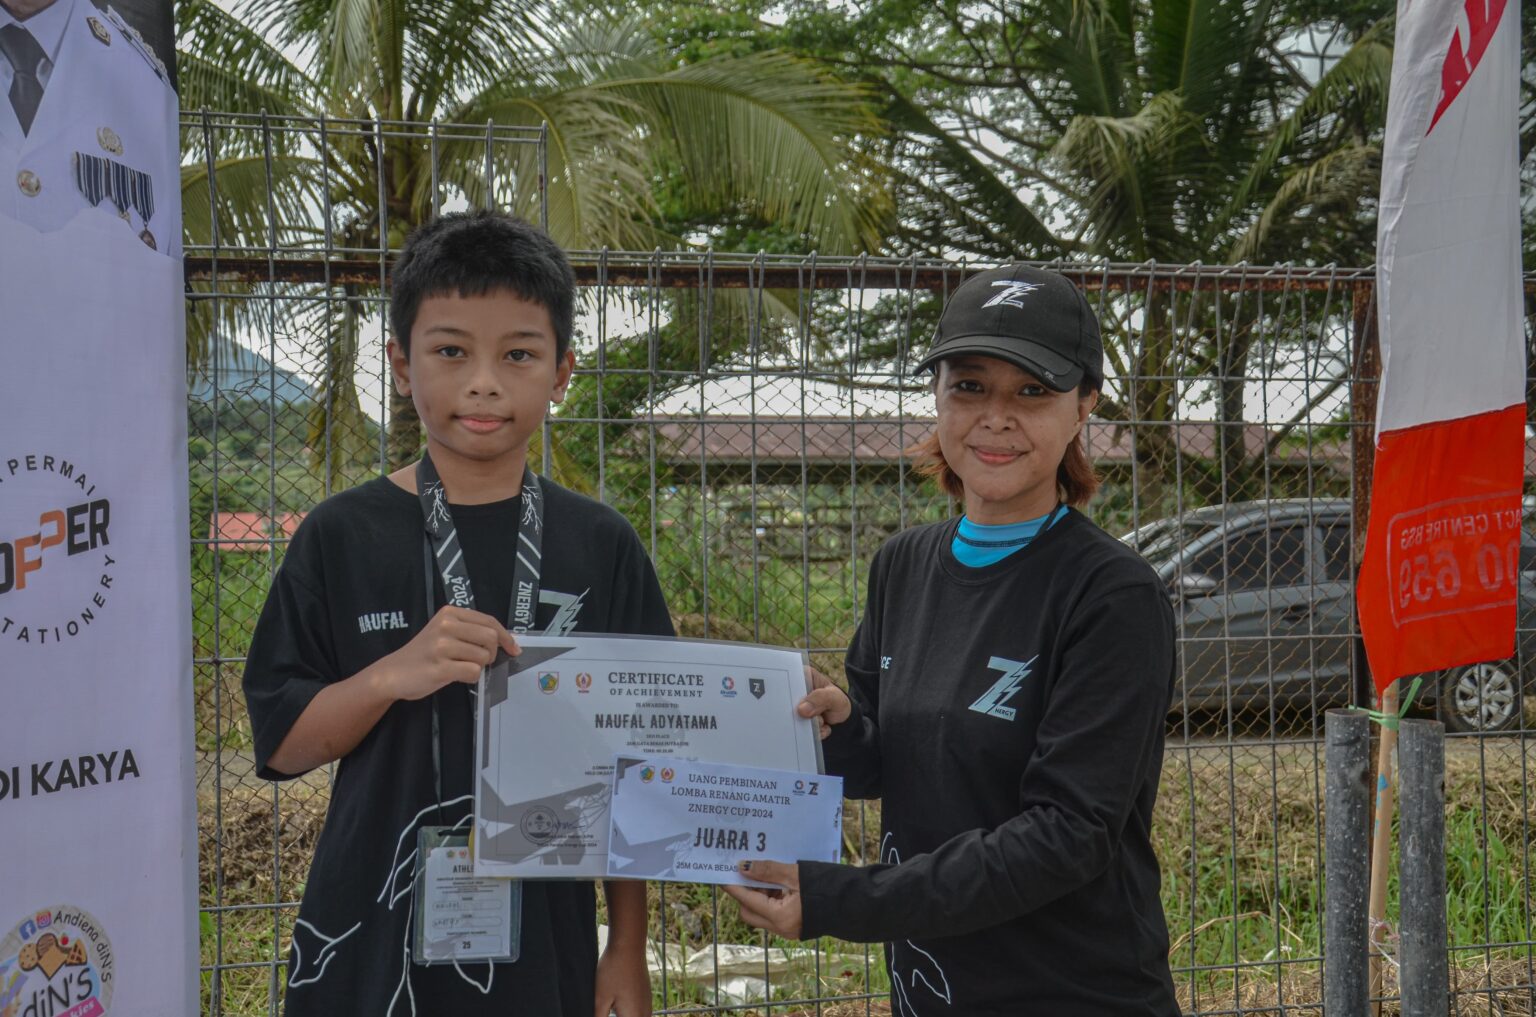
[721,861,804,939]
[797,668,851,740]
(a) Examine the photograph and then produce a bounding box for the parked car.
[1124,499,1533,733]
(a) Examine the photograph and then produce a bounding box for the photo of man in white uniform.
[0,0,178,255]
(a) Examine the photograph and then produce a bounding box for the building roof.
[208,511,305,551]
[643,415,1354,472]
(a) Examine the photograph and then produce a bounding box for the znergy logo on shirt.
[968,655,1037,721]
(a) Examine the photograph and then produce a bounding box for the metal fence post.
[1348,282,1379,710]
[1326,708,1371,1015]
[1399,718,1449,1017]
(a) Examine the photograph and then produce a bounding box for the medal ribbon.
[414,451,545,817]
[73,153,155,224]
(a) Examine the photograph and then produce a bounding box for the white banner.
[1374,0,1522,431]
[1359,0,1524,690]
[0,0,196,1012]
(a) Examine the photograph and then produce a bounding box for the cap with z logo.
[914,265,1104,392]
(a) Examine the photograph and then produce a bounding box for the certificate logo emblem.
[721,676,737,698]
[537,672,559,694]
[575,672,593,692]
[520,806,559,844]
[659,767,675,783]
[749,677,766,699]
[640,766,655,783]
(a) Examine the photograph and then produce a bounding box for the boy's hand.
[796,667,851,740]
[593,943,651,1017]
[375,606,519,702]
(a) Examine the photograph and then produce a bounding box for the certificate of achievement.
[607,756,843,887]
[473,634,823,878]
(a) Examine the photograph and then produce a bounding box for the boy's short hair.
[389,211,576,359]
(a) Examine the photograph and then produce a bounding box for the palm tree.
[176,0,890,471]
[682,0,1391,507]
[1041,0,1390,505]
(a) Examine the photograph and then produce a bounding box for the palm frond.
[884,91,1064,258]
[447,86,657,249]
[493,6,658,93]
[586,51,891,254]
[176,0,319,119]
[181,153,327,250]
[1052,91,1206,258]
[1227,141,1380,262]
[1033,0,1137,118]
[403,0,548,119]
[1224,17,1392,221]
[1144,0,1279,117]
[320,0,386,98]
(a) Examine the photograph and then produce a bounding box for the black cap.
[914,265,1104,392]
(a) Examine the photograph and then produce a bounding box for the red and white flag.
[1358,0,1525,693]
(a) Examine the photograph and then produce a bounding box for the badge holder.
[412,827,521,965]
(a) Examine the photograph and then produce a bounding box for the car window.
[1127,521,1219,568]
[1192,525,1309,591]
[1322,522,1352,581]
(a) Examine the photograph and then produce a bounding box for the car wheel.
[1437,661,1521,733]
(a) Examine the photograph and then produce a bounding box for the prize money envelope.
[606,756,843,887]
[473,634,823,878]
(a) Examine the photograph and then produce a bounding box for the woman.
[723,266,1180,1016]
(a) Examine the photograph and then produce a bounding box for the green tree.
[660,0,1396,507]
[176,0,891,471]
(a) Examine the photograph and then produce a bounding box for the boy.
[243,211,667,1017]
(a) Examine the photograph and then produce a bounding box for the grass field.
[195,743,1535,1016]
[192,543,1536,1016]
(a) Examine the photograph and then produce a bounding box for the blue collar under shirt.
[952,505,1068,567]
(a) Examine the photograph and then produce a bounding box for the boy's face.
[388,290,574,484]
[935,355,1095,524]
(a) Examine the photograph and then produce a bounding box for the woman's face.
[934,355,1096,524]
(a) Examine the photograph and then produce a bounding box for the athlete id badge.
[412,827,521,965]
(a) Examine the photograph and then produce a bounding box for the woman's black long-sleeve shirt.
[798,510,1181,1016]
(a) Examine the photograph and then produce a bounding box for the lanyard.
[415,451,545,818]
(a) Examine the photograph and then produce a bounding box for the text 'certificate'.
[473,634,823,878]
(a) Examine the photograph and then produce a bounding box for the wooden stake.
[1367,681,1400,1016]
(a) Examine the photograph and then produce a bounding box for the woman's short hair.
[909,380,1101,508]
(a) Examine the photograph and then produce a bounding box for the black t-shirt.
[242,475,673,1017]
[798,509,1179,1017]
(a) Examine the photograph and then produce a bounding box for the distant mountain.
[188,339,315,405]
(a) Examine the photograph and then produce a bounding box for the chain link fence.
[186,114,1536,1016]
